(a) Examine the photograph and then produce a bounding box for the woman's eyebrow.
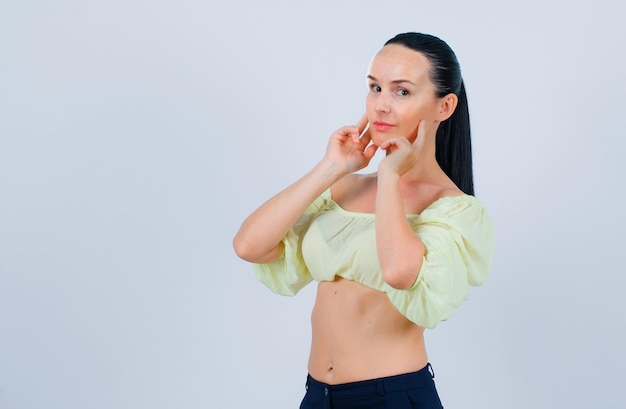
[367,75,416,86]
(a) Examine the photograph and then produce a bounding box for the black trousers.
[299,363,443,409]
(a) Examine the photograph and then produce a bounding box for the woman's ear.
[435,93,458,122]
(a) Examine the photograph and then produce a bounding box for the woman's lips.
[372,121,394,131]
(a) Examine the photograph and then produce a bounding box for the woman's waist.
[306,363,436,394]
[309,278,426,384]
[308,338,428,385]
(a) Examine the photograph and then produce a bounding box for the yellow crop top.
[252,188,495,329]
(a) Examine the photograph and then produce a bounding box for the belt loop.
[427,363,435,379]
[377,378,385,396]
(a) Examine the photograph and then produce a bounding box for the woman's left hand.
[378,120,431,176]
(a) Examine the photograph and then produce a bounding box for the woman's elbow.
[381,256,423,289]
[232,233,282,263]
[232,233,253,261]
[382,266,420,290]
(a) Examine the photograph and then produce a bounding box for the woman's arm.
[233,159,342,263]
[375,120,432,289]
[375,170,425,289]
[233,117,377,264]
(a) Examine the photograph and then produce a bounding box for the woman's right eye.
[370,85,381,92]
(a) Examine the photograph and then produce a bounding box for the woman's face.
[365,44,442,146]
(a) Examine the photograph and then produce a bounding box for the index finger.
[356,113,369,136]
[413,120,428,145]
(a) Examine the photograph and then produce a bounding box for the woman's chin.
[370,132,395,147]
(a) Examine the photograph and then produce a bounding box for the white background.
[1,1,624,408]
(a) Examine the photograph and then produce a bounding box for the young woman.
[233,32,495,409]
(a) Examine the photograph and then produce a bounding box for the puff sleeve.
[252,189,331,296]
[385,196,495,329]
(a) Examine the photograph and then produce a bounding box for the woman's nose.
[375,93,391,113]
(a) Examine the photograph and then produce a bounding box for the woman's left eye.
[396,89,409,96]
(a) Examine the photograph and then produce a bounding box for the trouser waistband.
[306,363,435,398]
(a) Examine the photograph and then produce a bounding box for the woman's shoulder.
[421,193,484,216]
[411,190,492,236]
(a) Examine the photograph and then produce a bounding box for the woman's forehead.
[368,44,431,83]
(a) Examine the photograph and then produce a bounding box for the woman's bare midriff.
[308,277,428,385]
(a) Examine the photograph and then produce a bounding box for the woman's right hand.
[323,114,378,175]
